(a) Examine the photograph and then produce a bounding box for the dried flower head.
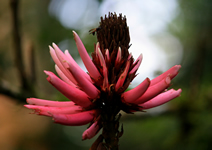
[25,12,181,149]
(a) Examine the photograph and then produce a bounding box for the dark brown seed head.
[91,12,135,89]
[96,12,130,59]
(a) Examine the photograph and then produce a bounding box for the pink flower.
[25,13,181,146]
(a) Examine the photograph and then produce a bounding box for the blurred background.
[0,0,212,149]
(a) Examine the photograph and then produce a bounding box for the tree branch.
[10,0,29,90]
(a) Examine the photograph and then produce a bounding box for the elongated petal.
[73,31,101,80]
[53,110,96,126]
[129,54,143,74]
[115,47,121,66]
[122,78,150,103]
[65,61,100,99]
[134,76,171,104]
[55,65,77,87]
[64,50,92,82]
[52,43,92,82]
[95,42,100,57]
[139,89,182,109]
[105,49,110,62]
[102,72,109,91]
[115,61,130,91]
[44,71,92,108]
[97,48,106,67]
[150,65,181,86]
[128,53,132,59]
[26,98,76,107]
[82,121,101,140]
[49,46,78,85]
[24,105,83,116]
[97,48,109,90]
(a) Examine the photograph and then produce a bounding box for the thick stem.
[100,112,122,150]
[90,113,121,150]
[102,116,119,149]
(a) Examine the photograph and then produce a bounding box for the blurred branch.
[0,0,37,102]
[10,0,29,90]
[29,43,36,85]
[0,82,26,102]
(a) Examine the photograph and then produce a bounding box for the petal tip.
[52,43,58,49]
[44,70,50,75]
[72,30,77,35]
[147,77,150,82]
[44,70,52,81]
[24,104,29,108]
[174,65,181,72]
[177,88,182,94]
[48,45,52,49]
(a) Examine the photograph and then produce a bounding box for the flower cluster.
[25,13,181,147]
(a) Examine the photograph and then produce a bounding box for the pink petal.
[97,48,109,90]
[26,98,76,107]
[24,105,83,116]
[105,49,110,62]
[52,43,92,83]
[73,31,101,80]
[139,89,182,109]
[150,65,181,86]
[95,42,100,57]
[82,120,101,140]
[128,53,132,59]
[55,65,77,88]
[134,76,171,104]
[44,71,92,108]
[129,54,143,74]
[65,60,100,99]
[115,47,122,66]
[102,72,109,91]
[115,61,130,91]
[49,46,78,85]
[64,50,92,82]
[97,48,106,67]
[52,110,96,126]
[122,78,150,103]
